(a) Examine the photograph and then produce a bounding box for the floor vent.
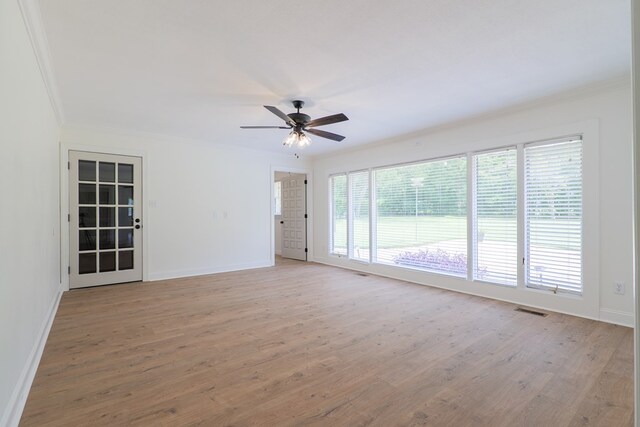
[514,307,548,317]
[356,272,369,277]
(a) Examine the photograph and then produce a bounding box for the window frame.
[373,155,468,277]
[327,134,586,297]
[470,146,519,287]
[328,173,348,257]
[348,169,372,264]
[523,136,584,295]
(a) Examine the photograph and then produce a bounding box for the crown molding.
[17,0,65,125]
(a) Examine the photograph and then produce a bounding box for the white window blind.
[330,174,347,255]
[349,171,369,262]
[472,149,517,285]
[524,138,582,294]
[375,157,467,276]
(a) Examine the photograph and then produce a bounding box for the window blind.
[472,149,517,285]
[524,138,582,294]
[375,157,467,276]
[330,175,347,255]
[349,171,369,262]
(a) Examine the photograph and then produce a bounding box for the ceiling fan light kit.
[241,100,348,149]
[283,130,312,148]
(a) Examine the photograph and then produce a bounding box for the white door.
[69,151,143,288]
[281,175,307,261]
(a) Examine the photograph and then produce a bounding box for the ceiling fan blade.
[264,105,297,127]
[305,128,346,142]
[306,113,349,128]
[240,126,291,129]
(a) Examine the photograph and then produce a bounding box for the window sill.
[524,285,583,299]
[471,279,518,289]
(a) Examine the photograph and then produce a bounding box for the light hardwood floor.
[21,258,633,426]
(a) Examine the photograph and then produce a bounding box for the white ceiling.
[39,0,631,156]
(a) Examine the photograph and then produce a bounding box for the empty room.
[2,0,639,426]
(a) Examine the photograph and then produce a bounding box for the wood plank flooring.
[20,258,633,426]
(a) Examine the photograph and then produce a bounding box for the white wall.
[313,81,634,326]
[60,127,310,284]
[0,0,62,424]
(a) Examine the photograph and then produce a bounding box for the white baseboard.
[1,283,63,427]
[148,261,273,282]
[599,308,634,328]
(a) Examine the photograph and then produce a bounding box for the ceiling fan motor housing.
[287,112,311,126]
[288,100,309,126]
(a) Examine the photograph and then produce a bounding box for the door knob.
[280,220,284,224]
[135,224,141,229]
[135,218,140,223]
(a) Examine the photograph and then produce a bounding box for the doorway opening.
[273,171,308,263]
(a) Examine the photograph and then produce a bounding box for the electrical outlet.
[614,282,625,295]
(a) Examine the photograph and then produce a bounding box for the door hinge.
[68,266,70,275]
[305,248,308,253]
[522,257,525,265]
[304,214,308,219]
[68,214,70,222]
[304,179,307,185]
[67,161,70,170]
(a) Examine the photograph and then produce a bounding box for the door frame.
[60,141,150,291]
[270,165,312,266]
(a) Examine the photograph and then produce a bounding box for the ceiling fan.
[241,100,348,148]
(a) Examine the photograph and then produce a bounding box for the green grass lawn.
[334,215,579,251]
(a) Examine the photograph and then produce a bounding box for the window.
[525,138,582,294]
[328,135,584,295]
[472,149,517,285]
[330,174,347,255]
[349,171,369,261]
[274,181,282,215]
[375,157,467,276]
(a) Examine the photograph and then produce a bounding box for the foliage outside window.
[376,157,467,276]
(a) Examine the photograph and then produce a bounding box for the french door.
[281,175,307,261]
[69,151,143,288]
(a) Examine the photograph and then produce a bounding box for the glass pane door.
[70,151,142,288]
